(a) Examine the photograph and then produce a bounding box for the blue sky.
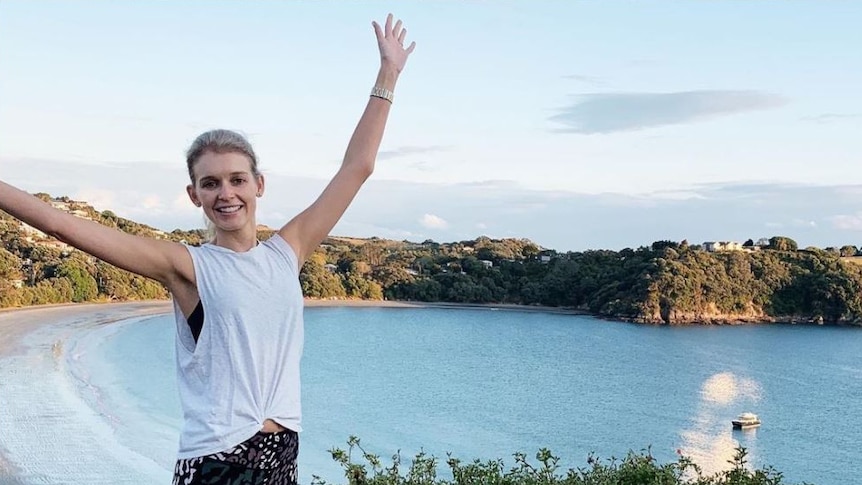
[1,1,860,251]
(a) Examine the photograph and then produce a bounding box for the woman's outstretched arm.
[0,180,193,288]
[279,13,416,264]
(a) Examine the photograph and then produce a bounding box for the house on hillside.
[703,241,744,252]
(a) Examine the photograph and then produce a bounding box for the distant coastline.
[2,298,857,326]
[0,298,591,317]
[302,298,592,316]
[303,299,848,325]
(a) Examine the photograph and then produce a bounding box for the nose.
[217,184,235,200]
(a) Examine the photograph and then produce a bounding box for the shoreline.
[3,299,857,327]
[301,298,592,315]
[0,298,592,318]
[0,300,172,352]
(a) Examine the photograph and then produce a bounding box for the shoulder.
[262,234,300,273]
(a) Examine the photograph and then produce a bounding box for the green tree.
[300,258,346,298]
[57,259,98,302]
[0,247,22,280]
[840,245,858,257]
[768,236,798,252]
[343,272,383,300]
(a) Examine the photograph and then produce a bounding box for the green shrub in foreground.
[311,436,813,485]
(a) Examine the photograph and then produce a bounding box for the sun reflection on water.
[679,372,762,474]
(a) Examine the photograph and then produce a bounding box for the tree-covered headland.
[2,195,862,325]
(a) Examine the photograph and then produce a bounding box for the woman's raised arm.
[279,13,416,264]
[0,180,193,288]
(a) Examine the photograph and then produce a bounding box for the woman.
[0,13,415,485]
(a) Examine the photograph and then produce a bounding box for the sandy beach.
[0,301,172,484]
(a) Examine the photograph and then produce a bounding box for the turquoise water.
[93,306,862,484]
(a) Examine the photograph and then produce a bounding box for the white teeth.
[216,206,242,213]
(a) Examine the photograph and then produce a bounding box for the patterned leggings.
[172,430,298,485]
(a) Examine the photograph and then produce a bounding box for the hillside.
[0,195,207,307]
[2,194,862,325]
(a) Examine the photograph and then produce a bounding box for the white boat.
[732,412,761,429]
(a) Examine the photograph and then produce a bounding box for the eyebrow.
[199,171,251,181]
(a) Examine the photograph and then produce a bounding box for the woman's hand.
[372,13,416,75]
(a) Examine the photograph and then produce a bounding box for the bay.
[95,306,862,484]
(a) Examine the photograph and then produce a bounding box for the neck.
[212,226,258,252]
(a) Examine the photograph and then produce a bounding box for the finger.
[384,13,393,36]
[398,27,407,44]
[372,21,384,42]
[406,41,416,55]
[393,19,402,39]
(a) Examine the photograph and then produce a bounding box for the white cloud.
[420,214,448,229]
[801,113,862,124]
[173,192,193,209]
[142,195,163,210]
[333,221,420,241]
[377,145,449,161]
[74,189,117,212]
[830,213,862,231]
[791,219,817,228]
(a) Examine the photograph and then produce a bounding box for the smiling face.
[186,150,265,235]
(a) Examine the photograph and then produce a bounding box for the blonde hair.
[185,129,261,184]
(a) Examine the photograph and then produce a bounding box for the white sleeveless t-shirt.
[171,234,304,459]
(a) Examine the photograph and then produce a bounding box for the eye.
[232,177,247,186]
[201,180,217,189]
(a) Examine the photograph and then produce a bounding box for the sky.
[1,1,860,252]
